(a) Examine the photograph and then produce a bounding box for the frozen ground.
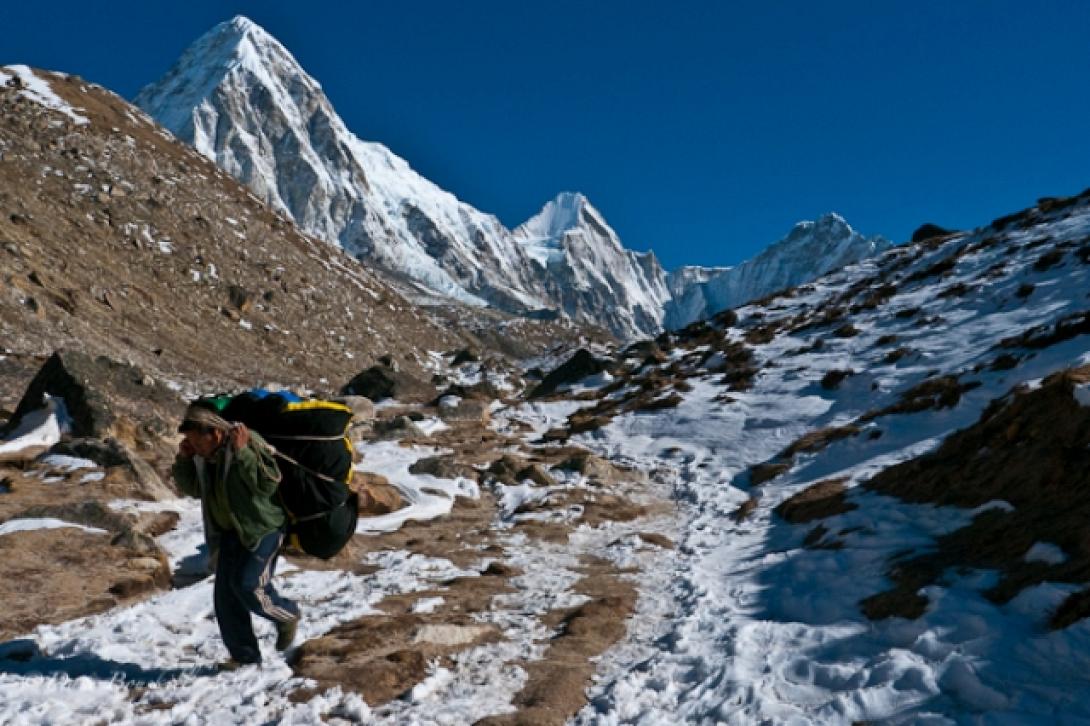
[0,404,672,724]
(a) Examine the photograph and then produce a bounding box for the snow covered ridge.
[135,16,888,339]
[663,212,892,328]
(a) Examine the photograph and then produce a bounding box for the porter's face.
[183,427,225,458]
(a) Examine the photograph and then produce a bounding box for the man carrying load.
[173,401,300,668]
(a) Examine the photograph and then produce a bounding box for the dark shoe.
[275,618,298,651]
[217,658,259,672]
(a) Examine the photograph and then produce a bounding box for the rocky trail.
[0,348,680,724]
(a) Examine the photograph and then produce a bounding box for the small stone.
[129,557,165,572]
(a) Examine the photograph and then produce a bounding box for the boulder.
[518,463,556,488]
[554,451,631,486]
[372,416,425,440]
[17,499,132,533]
[450,348,480,366]
[529,349,610,399]
[408,455,480,482]
[49,437,175,500]
[488,455,556,487]
[330,395,376,445]
[335,395,376,424]
[3,350,183,440]
[487,454,529,485]
[621,340,663,360]
[353,471,405,515]
[341,365,436,404]
[437,398,491,425]
[434,382,501,403]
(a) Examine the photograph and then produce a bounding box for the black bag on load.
[220,391,358,559]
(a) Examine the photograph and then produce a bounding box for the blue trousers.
[214,528,300,664]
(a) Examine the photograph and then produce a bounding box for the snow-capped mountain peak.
[514,191,627,267]
[513,192,672,334]
[135,16,296,139]
[520,192,589,238]
[136,16,552,312]
[136,19,684,338]
[663,212,892,328]
[137,17,892,340]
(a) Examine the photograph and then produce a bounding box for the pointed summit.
[782,211,853,243]
[135,17,323,156]
[516,191,593,243]
[664,213,892,328]
[514,191,629,269]
[135,18,557,319]
[513,192,671,334]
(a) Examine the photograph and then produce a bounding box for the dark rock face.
[342,365,437,403]
[450,348,480,366]
[911,223,953,243]
[5,350,183,439]
[530,349,609,399]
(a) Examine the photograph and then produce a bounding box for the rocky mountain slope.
[135,16,887,340]
[535,188,1090,722]
[5,178,1090,723]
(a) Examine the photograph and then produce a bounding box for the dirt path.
[287,408,679,723]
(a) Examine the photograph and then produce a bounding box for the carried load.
[196,389,358,559]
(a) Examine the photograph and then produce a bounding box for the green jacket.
[172,431,286,551]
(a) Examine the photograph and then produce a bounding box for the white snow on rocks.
[353,440,478,533]
[1024,542,1067,565]
[0,395,71,460]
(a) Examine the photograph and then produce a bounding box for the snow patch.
[0,518,108,537]
[0,65,89,125]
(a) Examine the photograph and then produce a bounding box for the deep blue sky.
[5,1,1090,269]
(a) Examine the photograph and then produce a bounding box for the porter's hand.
[229,423,250,451]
